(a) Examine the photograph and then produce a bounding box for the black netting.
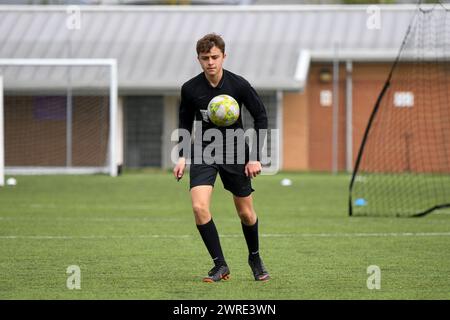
[350,2,450,217]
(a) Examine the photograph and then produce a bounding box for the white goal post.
[0,75,4,186]
[0,59,119,185]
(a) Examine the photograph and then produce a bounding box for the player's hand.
[173,158,186,181]
[245,161,262,179]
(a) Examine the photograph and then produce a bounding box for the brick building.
[0,5,427,173]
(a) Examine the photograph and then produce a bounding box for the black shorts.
[190,163,254,197]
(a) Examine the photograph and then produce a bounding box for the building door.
[124,96,163,167]
[241,93,279,168]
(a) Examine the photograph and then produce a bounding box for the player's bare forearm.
[173,157,186,181]
[245,161,262,179]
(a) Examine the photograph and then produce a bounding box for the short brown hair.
[196,33,225,55]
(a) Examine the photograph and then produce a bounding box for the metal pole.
[66,33,73,169]
[109,60,118,177]
[66,73,73,168]
[332,43,339,174]
[346,60,353,173]
[276,90,283,173]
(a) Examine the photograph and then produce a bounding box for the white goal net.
[0,59,118,186]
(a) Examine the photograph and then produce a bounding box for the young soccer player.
[173,33,270,282]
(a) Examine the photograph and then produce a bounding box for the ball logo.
[207,94,240,127]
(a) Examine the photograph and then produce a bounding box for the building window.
[394,91,414,108]
[320,90,333,107]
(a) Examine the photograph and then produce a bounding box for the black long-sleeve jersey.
[178,69,268,162]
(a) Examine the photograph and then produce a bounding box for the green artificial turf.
[0,171,449,299]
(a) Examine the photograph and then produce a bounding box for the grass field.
[0,171,449,299]
[351,172,450,217]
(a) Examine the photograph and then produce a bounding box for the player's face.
[198,46,226,77]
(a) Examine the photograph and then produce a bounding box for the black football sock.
[196,219,226,266]
[241,218,260,260]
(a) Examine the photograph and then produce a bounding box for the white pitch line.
[26,204,158,210]
[0,235,192,240]
[260,232,450,237]
[0,232,450,240]
[0,216,183,222]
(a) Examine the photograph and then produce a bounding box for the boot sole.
[254,274,270,281]
[203,273,230,283]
